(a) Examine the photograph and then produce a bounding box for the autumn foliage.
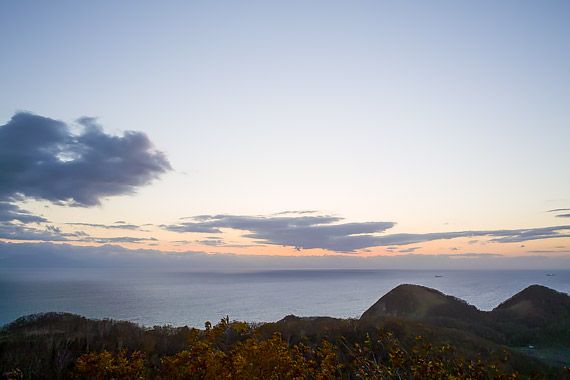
[71,350,146,380]
[69,318,523,380]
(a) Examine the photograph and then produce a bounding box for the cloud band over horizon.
[164,213,570,253]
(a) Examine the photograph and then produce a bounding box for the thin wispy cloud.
[86,237,159,244]
[443,253,503,258]
[527,250,570,254]
[547,208,570,218]
[195,239,224,246]
[0,202,47,223]
[399,247,421,253]
[488,226,570,243]
[0,223,73,242]
[373,227,570,247]
[66,222,143,231]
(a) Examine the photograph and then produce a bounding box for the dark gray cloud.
[371,226,570,246]
[0,202,47,223]
[488,226,570,243]
[399,247,421,253]
[0,112,171,206]
[556,214,570,218]
[368,232,477,246]
[0,222,71,241]
[165,214,570,253]
[165,214,397,253]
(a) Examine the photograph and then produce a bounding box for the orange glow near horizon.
[4,233,566,259]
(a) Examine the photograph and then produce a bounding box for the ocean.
[1,268,569,328]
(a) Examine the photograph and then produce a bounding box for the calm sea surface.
[1,269,569,328]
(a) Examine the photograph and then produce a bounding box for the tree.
[70,350,146,380]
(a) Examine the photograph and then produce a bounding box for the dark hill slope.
[491,285,570,325]
[490,285,570,346]
[360,284,485,324]
[360,284,570,349]
[0,312,191,379]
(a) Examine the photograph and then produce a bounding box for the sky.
[1,0,570,269]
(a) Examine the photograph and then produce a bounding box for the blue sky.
[1,1,570,268]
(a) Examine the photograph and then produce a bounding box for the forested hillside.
[1,285,569,379]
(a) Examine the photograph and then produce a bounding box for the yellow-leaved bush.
[70,318,522,380]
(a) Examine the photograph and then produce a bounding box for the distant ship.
[546,273,555,276]
[435,275,443,278]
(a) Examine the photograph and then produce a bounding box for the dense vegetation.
[2,284,569,379]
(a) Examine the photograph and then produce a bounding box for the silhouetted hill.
[489,285,570,347]
[360,284,484,322]
[491,285,570,325]
[360,283,570,349]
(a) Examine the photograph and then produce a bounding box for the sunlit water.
[1,269,569,328]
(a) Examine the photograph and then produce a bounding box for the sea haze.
[1,269,569,328]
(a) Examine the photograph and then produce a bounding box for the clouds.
[0,202,46,223]
[0,112,171,206]
[547,208,570,218]
[0,223,68,241]
[0,109,568,258]
[165,213,570,253]
[0,112,171,243]
[488,226,570,243]
[66,222,144,231]
[349,226,570,247]
[398,247,421,253]
[0,201,67,242]
[165,214,396,252]
[2,241,569,270]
